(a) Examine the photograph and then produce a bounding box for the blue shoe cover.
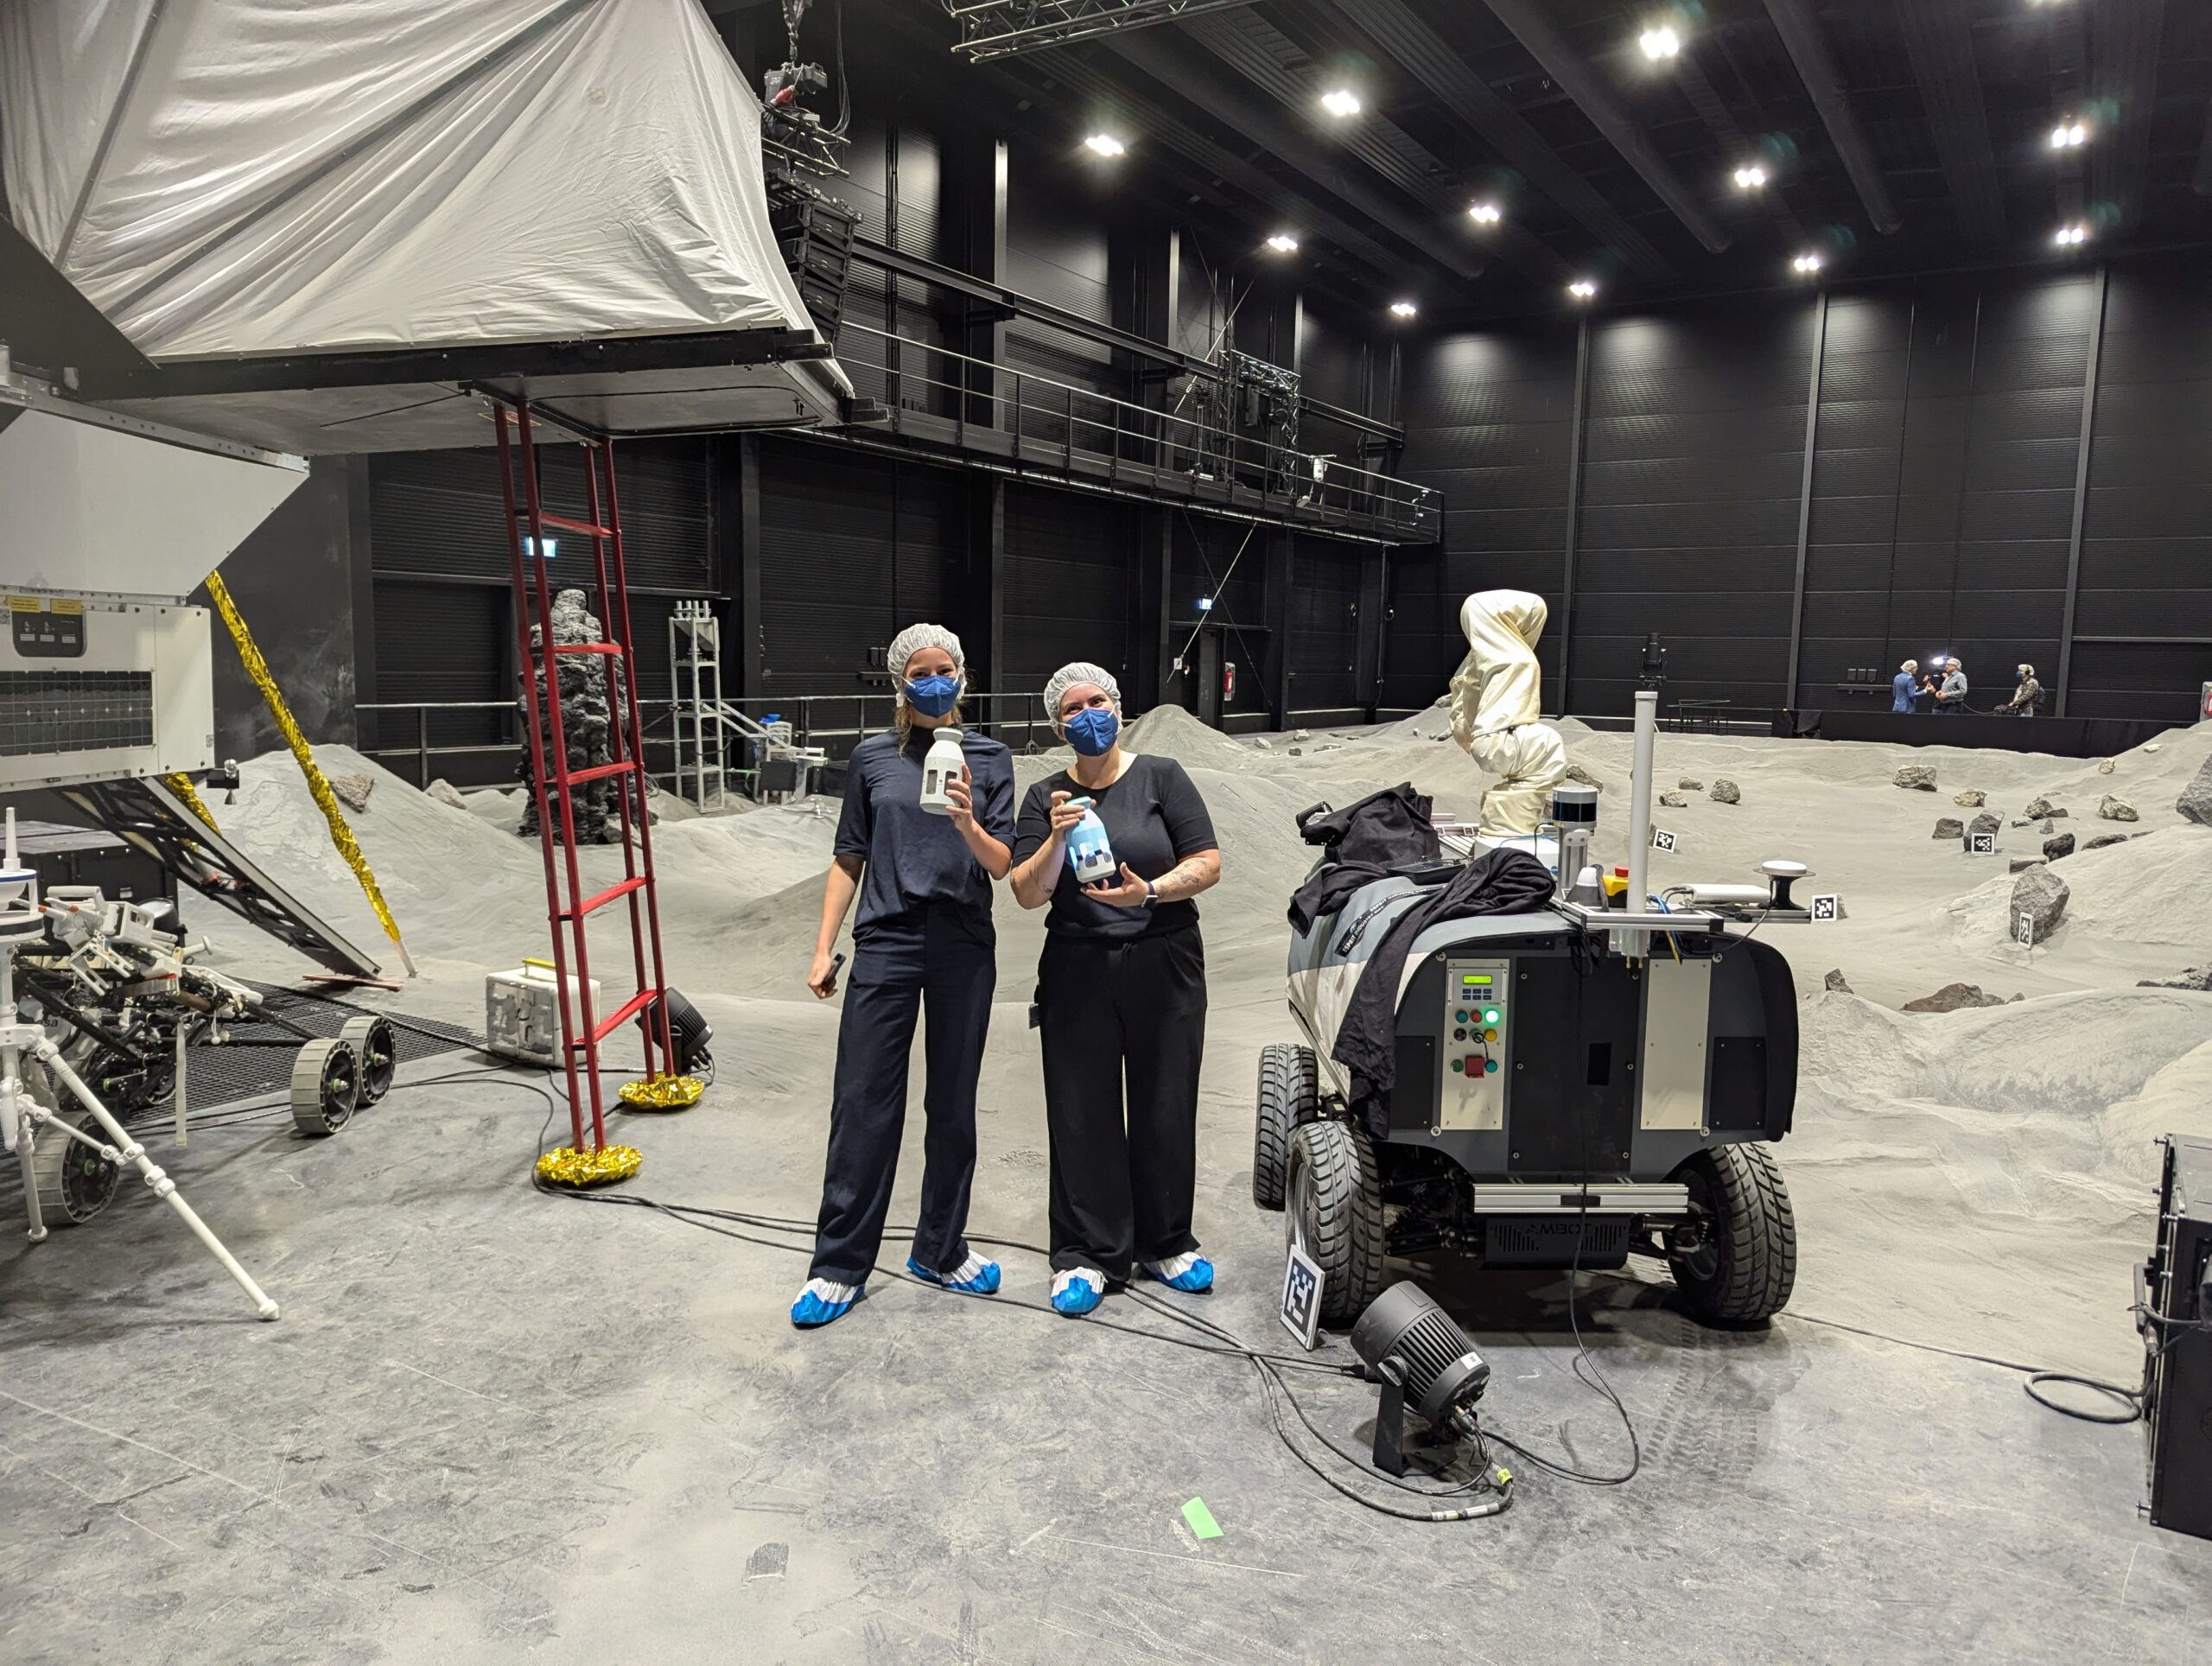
[791,1279,860,1328]
[1051,1269,1105,1316]
[1143,1253,1214,1294]
[906,1254,1001,1295]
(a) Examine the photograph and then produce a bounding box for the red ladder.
[489,391,683,1164]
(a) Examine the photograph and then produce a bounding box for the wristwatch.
[1142,880,1159,907]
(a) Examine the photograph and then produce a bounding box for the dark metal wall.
[1392,259,2212,724]
[198,456,362,761]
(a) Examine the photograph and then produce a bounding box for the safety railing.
[836,320,1440,538]
[357,690,1067,789]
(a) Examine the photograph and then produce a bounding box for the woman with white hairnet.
[791,622,1017,1329]
[1009,662,1222,1317]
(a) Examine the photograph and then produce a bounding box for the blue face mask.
[905,673,960,717]
[1065,706,1120,757]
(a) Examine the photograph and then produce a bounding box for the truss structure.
[943,0,1258,60]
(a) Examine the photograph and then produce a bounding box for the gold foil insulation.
[618,1073,706,1110]
[162,773,219,831]
[206,571,416,975]
[535,1143,645,1187]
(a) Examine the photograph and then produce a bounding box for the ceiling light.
[1639,25,1681,60]
[1567,279,1598,300]
[1390,300,1418,318]
[1266,232,1300,252]
[1084,133,1126,157]
[2054,223,2089,246]
[1793,252,1823,274]
[1468,200,1503,224]
[1320,89,1362,118]
[1732,164,1768,190]
[2049,120,2088,149]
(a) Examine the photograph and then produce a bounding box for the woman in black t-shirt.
[1008,662,1222,1317]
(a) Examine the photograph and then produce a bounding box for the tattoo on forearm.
[1153,856,1212,900]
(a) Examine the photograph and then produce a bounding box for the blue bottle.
[1065,797,1117,887]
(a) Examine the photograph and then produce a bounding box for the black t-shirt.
[835,728,1015,938]
[1013,754,1218,939]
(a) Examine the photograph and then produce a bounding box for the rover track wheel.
[339,1016,397,1106]
[1286,1119,1388,1326]
[1252,1043,1318,1210]
[290,1039,361,1136]
[29,1109,123,1227]
[1669,1143,1797,1324]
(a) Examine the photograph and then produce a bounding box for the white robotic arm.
[1446,590,1567,840]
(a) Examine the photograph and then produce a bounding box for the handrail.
[835,319,1438,531]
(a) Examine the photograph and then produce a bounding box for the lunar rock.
[1934,818,1964,839]
[2024,796,2057,818]
[425,779,467,810]
[2012,866,2070,935]
[1563,762,1605,791]
[2044,833,2076,860]
[1658,791,1688,807]
[329,773,374,812]
[1895,765,1938,791]
[2138,966,2212,991]
[1710,779,1740,804]
[1902,982,2009,1014]
[1823,969,1853,993]
[2082,833,2127,851]
[2009,857,2046,873]
[2097,796,2139,822]
[1967,811,2002,837]
[1953,789,1986,807]
[1677,778,1703,791]
[2178,754,2212,825]
[2095,758,2116,775]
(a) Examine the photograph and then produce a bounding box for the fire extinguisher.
[1224,661,1237,703]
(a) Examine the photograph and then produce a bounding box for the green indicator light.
[1482,1007,1502,1025]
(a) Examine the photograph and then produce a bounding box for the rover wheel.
[29,1106,123,1227]
[1287,1119,1388,1326]
[290,1038,361,1136]
[1252,1043,1317,1210]
[1668,1143,1797,1324]
[339,1016,398,1106]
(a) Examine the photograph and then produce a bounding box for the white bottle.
[918,727,965,815]
[1065,798,1117,886]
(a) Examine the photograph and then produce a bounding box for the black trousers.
[809,906,995,1284]
[1037,926,1207,1281]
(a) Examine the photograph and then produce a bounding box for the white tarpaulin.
[1,0,830,365]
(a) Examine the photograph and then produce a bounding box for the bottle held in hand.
[918,727,964,815]
[1065,796,1116,886]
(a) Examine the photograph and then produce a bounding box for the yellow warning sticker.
[7,596,41,613]
[50,598,83,614]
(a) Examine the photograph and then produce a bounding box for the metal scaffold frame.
[943,0,1259,60]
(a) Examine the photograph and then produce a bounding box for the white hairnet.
[1044,661,1122,724]
[887,622,965,706]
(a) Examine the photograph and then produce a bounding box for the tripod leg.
[3,1076,49,1243]
[37,1040,279,1320]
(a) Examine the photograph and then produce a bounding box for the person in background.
[1891,658,1920,714]
[1936,658,1969,715]
[1007,663,1222,1318]
[1999,663,2042,716]
[791,623,1015,1329]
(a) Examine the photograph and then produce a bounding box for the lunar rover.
[1254,676,1804,1328]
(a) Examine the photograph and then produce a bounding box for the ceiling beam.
[1478,0,1731,255]
[1674,50,1808,247]
[1894,0,2006,245]
[1345,0,1675,282]
[2195,99,2212,196]
[1173,10,1567,287]
[1760,0,1902,235]
[1101,24,1485,283]
[1038,51,1423,286]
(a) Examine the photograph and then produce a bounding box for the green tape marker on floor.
[1181,1497,1223,1541]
